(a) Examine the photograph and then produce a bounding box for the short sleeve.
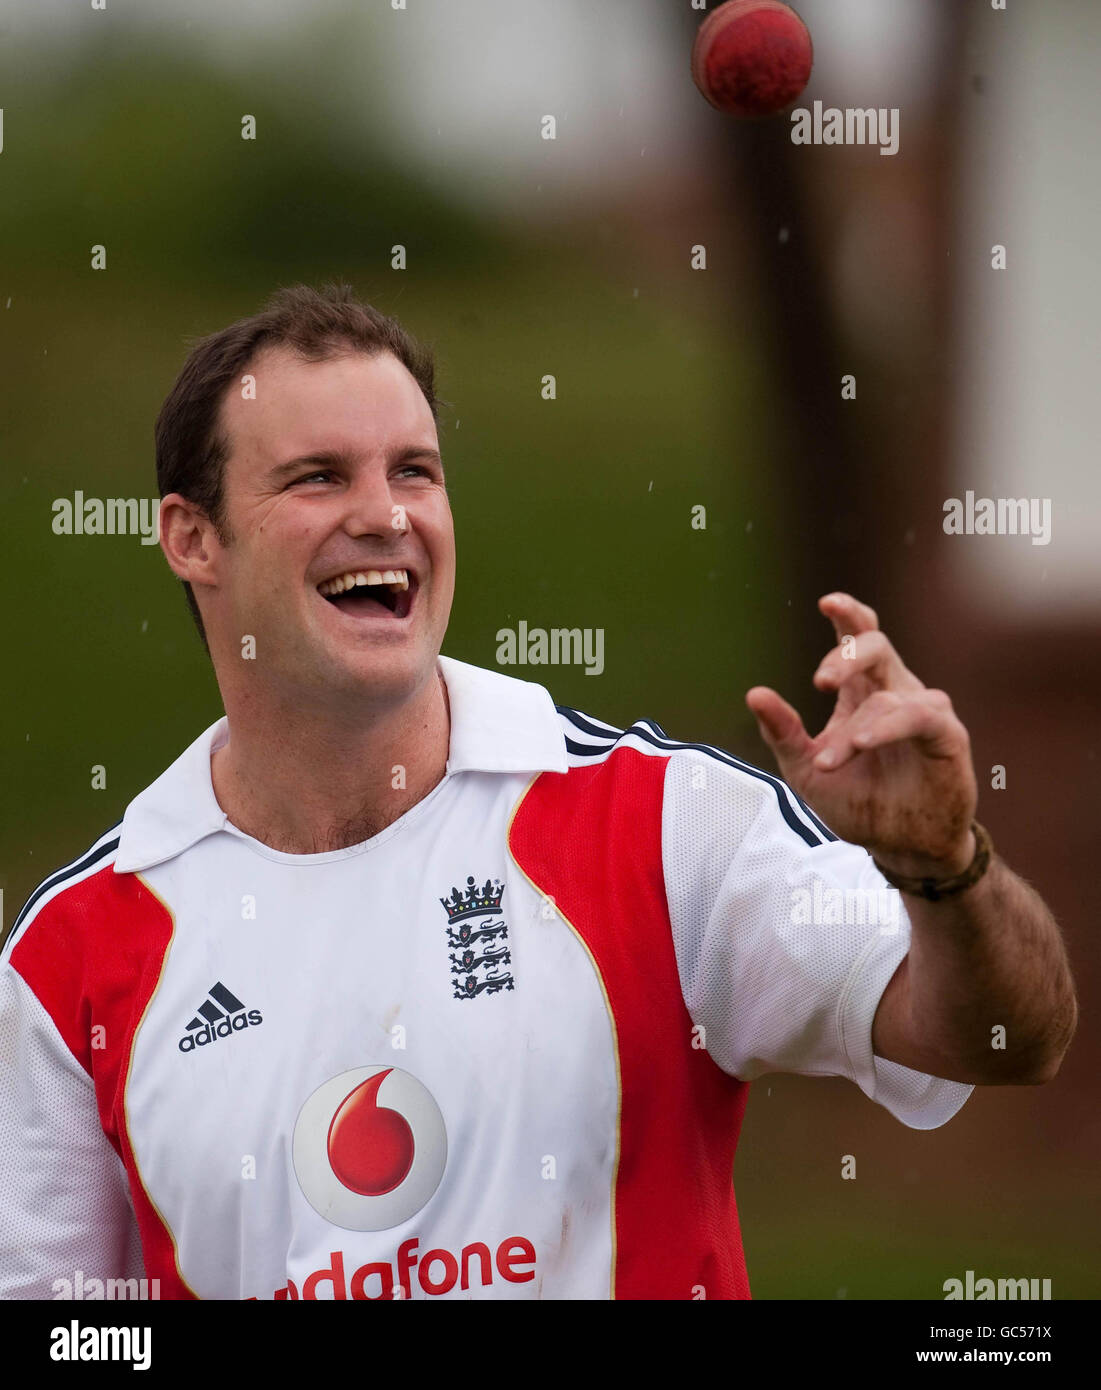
[0,953,144,1298]
[661,747,974,1130]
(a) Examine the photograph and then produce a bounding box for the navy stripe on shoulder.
[791,793,837,842]
[5,823,123,951]
[555,707,832,849]
[556,705,624,740]
[564,735,605,757]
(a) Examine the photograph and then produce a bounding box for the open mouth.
[317,568,416,620]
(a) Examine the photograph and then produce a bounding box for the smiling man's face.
[205,345,455,710]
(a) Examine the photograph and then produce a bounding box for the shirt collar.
[114,654,567,873]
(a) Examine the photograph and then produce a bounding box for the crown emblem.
[439,875,505,923]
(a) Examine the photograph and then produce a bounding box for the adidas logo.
[178,981,263,1054]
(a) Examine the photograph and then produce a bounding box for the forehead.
[220,346,437,466]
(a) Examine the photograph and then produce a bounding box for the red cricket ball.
[691,0,814,118]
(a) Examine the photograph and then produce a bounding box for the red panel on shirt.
[11,867,197,1299]
[509,747,751,1300]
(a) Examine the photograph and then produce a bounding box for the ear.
[159,492,223,587]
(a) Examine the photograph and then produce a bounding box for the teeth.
[318,569,410,597]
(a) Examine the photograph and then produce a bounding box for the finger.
[746,686,815,766]
[813,630,922,695]
[818,592,879,647]
[813,688,902,768]
[814,692,962,770]
[850,695,966,759]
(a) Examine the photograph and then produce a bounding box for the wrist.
[874,829,976,882]
[872,822,992,902]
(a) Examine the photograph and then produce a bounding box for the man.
[0,284,1076,1301]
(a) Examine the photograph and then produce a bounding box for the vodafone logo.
[293,1066,447,1231]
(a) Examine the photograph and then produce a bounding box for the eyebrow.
[267,446,443,484]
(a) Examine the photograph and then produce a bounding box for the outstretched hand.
[746,593,978,878]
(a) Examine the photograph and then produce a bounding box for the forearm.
[899,855,1078,1084]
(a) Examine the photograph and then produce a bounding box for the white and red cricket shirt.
[0,655,972,1300]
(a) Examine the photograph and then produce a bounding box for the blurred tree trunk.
[681,1,970,699]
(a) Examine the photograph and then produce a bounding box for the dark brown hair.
[154,282,441,648]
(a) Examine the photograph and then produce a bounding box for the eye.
[292,470,335,486]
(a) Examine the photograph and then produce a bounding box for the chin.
[325,648,432,705]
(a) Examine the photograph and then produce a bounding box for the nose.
[341,464,403,540]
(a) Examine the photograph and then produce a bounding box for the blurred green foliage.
[1,37,774,922]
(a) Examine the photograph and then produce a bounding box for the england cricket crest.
[439,874,515,1000]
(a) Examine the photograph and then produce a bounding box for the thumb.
[746,687,813,769]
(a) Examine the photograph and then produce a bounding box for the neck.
[210,667,450,854]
